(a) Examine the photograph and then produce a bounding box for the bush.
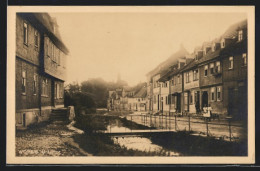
[64,91,96,116]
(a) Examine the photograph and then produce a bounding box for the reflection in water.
[105,120,180,156]
[111,136,179,156]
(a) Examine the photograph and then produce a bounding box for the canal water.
[103,117,180,156]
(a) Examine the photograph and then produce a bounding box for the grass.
[147,131,248,156]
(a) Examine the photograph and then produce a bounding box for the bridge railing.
[125,114,246,142]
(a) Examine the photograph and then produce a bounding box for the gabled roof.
[133,86,147,98]
[196,19,247,66]
[221,19,247,39]
[196,47,223,66]
[146,45,189,77]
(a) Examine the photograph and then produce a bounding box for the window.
[22,70,26,94]
[34,30,39,47]
[154,95,156,104]
[171,79,174,85]
[238,30,243,41]
[177,75,180,84]
[23,22,28,45]
[166,96,168,105]
[174,77,177,85]
[210,63,214,74]
[229,56,233,69]
[217,86,222,101]
[242,53,247,66]
[193,69,198,80]
[165,82,167,87]
[33,74,37,95]
[204,65,208,76]
[42,78,48,96]
[211,87,215,101]
[215,61,221,73]
[186,72,189,83]
[190,91,193,104]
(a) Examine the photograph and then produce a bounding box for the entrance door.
[195,91,200,113]
[228,88,240,119]
[176,93,181,113]
[202,91,208,108]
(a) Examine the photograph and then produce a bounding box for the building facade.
[15,13,69,129]
[146,19,248,120]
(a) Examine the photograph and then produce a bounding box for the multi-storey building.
[153,19,247,120]
[158,57,193,115]
[146,45,191,115]
[15,13,69,129]
[221,20,248,120]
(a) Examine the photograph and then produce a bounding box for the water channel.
[94,113,247,156]
[103,117,181,156]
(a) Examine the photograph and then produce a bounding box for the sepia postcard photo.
[6,6,255,164]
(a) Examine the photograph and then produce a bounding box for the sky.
[50,12,247,86]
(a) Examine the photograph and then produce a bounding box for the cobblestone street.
[16,121,91,157]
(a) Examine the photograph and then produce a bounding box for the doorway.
[202,91,208,108]
[195,91,200,113]
[176,93,181,113]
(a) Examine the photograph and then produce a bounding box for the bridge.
[100,129,179,136]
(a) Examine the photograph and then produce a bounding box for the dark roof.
[196,19,247,66]
[146,45,189,77]
[133,86,147,98]
[197,47,222,66]
[222,19,247,39]
[179,58,199,72]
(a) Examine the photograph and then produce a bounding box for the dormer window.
[238,30,243,41]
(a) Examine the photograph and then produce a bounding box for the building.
[221,20,248,120]
[146,45,191,115]
[158,57,193,115]
[152,19,248,120]
[15,13,69,129]
[107,83,149,112]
